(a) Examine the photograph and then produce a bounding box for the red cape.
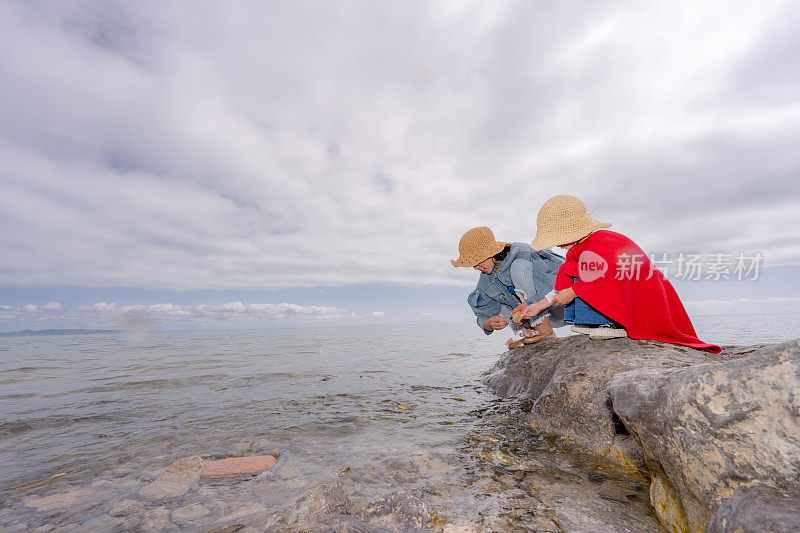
[555,230,721,353]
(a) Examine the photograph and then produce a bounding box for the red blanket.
[555,230,721,353]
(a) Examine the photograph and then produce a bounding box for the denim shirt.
[467,243,565,335]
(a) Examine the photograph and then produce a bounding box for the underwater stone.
[139,456,203,500]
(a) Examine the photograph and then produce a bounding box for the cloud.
[0,1,798,293]
[0,300,350,330]
[366,311,385,318]
[685,296,800,311]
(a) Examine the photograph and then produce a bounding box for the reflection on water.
[0,318,791,531]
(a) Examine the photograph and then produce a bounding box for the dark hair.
[493,244,511,263]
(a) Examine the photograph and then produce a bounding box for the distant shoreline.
[0,329,123,337]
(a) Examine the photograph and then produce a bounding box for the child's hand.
[511,302,527,324]
[552,288,577,307]
[520,301,545,321]
[483,315,509,331]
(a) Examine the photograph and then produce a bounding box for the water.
[0,316,797,531]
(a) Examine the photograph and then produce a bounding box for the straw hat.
[531,195,611,250]
[451,226,509,267]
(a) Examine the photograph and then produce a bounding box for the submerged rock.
[200,455,277,479]
[483,336,800,532]
[221,501,267,521]
[359,491,433,530]
[171,502,211,523]
[23,487,95,512]
[139,456,203,500]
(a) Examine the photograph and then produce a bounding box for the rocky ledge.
[483,336,800,533]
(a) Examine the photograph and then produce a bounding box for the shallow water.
[0,316,796,531]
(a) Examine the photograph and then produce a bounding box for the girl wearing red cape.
[518,195,721,353]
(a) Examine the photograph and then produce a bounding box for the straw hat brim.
[451,241,508,267]
[531,222,611,250]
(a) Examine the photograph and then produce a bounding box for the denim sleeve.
[508,259,543,304]
[467,288,502,335]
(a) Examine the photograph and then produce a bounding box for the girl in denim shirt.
[451,226,565,347]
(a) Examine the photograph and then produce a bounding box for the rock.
[141,506,170,530]
[137,463,165,483]
[288,466,353,520]
[109,498,142,517]
[221,501,267,521]
[706,485,800,533]
[483,336,800,532]
[275,463,301,479]
[23,487,94,512]
[69,514,127,531]
[442,525,478,533]
[483,335,711,470]
[205,526,247,533]
[359,491,433,530]
[197,486,219,498]
[201,455,277,479]
[171,503,211,523]
[610,339,800,532]
[139,456,203,500]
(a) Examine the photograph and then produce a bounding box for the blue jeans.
[564,297,621,326]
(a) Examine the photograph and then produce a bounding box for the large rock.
[610,339,800,532]
[483,335,717,471]
[483,336,800,532]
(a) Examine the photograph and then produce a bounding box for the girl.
[518,195,721,353]
[451,226,564,347]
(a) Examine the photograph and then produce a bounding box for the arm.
[508,259,540,305]
[509,257,561,323]
[519,287,577,321]
[467,288,507,335]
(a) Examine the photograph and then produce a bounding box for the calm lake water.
[0,315,797,531]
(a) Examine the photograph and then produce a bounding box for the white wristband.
[544,290,557,304]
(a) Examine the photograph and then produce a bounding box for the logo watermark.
[577,251,763,282]
[578,250,608,282]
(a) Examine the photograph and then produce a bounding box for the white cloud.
[0,1,798,292]
[366,311,385,318]
[79,302,119,311]
[42,301,62,310]
[685,296,800,310]
[0,300,351,330]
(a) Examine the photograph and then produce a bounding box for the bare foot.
[533,317,554,337]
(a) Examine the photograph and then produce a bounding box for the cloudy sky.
[1,0,799,332]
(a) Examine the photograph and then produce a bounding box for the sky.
[1,0,799,333]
